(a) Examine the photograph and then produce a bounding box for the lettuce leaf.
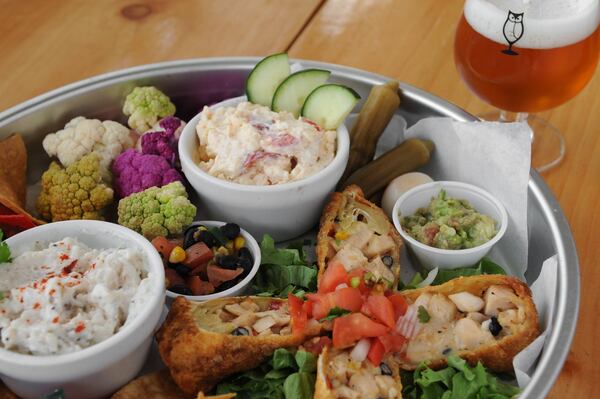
[0,229,11,263]
[252,235,318,297]
[401,355,520,399]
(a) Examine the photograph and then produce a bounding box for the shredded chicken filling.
[403,285,524,363]
[326,351,401,399]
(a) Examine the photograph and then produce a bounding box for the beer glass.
[454,0,599,171]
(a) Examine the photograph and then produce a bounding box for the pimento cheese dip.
[0,238,152,356]
[195,101,337,185]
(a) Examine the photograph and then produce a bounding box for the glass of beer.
[454,0,599,171]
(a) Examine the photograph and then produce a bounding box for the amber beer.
[455,0,599,113]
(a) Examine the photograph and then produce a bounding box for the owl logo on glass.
[502,11,524,55]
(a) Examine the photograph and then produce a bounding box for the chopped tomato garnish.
[319,261,348,294]
[365,294,396,329]
[307,287,363,320]
[387,293,409,321]
[367,338,386,366]
[332,313,388,348]
[288,293,307,336]
[378,333,407,353]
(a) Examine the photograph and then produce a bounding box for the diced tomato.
[187,276,215,295]
[182,242,213,269]
[151,236,180,262]
[288,293,307,336]
[307,287,363,320]
[387,293,409,321]
[378,333,407,354]
[303,300,313,319]
[366,295,396,329]
[164,268,185,288]
[347,268,370,294]
[332,313,389,348]
[319,261,348,293]
[306,292,336,320]
[206,265,243,287]
[302,336,332,355]
[367,338,386,366]
[335,287,363,313]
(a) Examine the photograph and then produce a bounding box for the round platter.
[0,57,578,399]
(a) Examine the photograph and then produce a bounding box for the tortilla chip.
[0,134,44,225]
[111,369,189,399]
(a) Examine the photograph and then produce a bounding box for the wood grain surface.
[0,0,596,397]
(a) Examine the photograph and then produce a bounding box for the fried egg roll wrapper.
[157,296,321,396]
[314,347,403,399]
[340,80,401,183]
[316,185,402,289]
[341,138,434,198]
[399,274,540,372]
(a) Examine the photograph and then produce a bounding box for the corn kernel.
[169,246,186,263]
[216,246,229,256]
[199,226,208,231]
[226,241,234,251]
[234,236,246,250]
[335,231,349,240]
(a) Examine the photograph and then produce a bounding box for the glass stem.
[499,110,532,141]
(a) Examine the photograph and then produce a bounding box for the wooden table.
[0,1,596,397]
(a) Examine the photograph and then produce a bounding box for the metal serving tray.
[0,58,578,398]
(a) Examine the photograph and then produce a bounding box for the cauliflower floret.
[139,116,186,166]
[111,149,182,198]
[122,87,176,132]
[117,181,196,239]
[36,153,113,222]
[42,116,134,172]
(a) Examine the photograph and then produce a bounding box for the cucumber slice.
[301,84,361,130]
[245,53,290,106]
[271,69,331,117]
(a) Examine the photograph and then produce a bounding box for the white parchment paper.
[403,118,532,279]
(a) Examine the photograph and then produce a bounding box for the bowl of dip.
[0,220,165,399]
[392,181,508,269]
[179,95,350,241]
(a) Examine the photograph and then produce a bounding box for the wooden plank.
[0,0,323,111]
[290,1,599,397]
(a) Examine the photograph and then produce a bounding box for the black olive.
[380,362,392,376]
[197,230,218,248]
[489,316,503,336]
[220,223,241,240]
[169,284,192,296]
[183,225,203,249]
[218,278,242,291]
[237,257,253,271]
[173,264,190,277]
[217,255,239,270]
[381,255,394,267]
[232,327,250,336]
[238,247,253,261]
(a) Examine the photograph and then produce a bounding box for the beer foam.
[465,0,599,48]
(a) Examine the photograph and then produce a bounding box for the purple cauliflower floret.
[112,149,183,198]
[140,116,185,166]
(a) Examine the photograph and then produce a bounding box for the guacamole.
[401,190,497,250]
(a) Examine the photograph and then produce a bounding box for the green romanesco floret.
[122,86,176,132]
[117,181,196,239]
[36,153,114,222]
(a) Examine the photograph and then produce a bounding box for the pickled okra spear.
[340,138,434,199]
[340,80,401,183]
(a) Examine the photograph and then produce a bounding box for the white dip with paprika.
[195,101,337,185]
[0,237,152,356]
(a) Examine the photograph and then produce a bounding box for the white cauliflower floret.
[42,116,135,172]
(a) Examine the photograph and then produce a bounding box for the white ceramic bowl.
[179,95,350,241]
[165,220,261,302]
[392,181,508,269]
[0,221,165,399]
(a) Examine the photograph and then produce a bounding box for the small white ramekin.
[0,220,165,399]
[392,181,508,269]
[178,95,350,242]
[165,220,261,303]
